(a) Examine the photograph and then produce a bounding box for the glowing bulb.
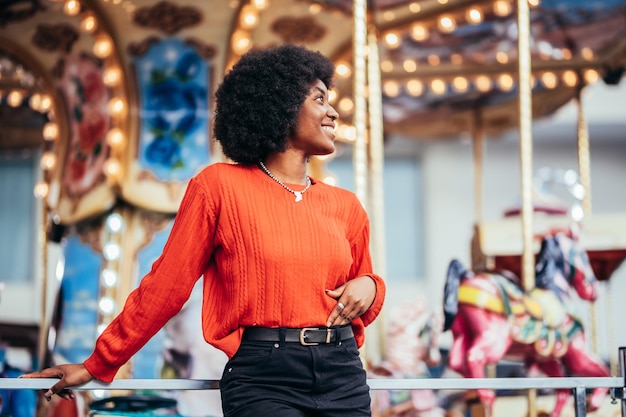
[335,63,352,78]
[103,67,121,87]
[475,75,492,92]
[383,81,400,97]
[39,95,52,112]
[101,268,119,287]
[466,8,483,24]
[63,0,80,16]
[40,152,57,170]
[430,79,446,95]
[7,90,24,107]
[106,128,125,150]
[406,80,423,96]
[541,72,557,89]
[384,33,401,48]
[106,213,124,233]
[402,59,417,73]
[93,36,113,59]
[338,97,354,113]
[29,93,42,111]
[411,24,429,41]
[452,76,469,93]
[103,158,122,180]
[108,98,125,115]
[81,14,97,33]
[103,242,121,261]
[43,122,59,141]
[34,182,49,199]
[438,15,456,33]
[98,296,116,315]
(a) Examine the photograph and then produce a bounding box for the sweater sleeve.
[347,200,386,327]
[84,176,216,382]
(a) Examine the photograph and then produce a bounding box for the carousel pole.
[352,0,368,207]
[517,0,537,416]
[366,27,387,364]
[575,88,602,360]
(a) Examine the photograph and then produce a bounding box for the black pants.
[220,334,371,417]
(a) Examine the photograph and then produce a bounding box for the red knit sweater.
[84,163,386,382]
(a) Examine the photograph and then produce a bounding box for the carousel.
[0,0,625,416]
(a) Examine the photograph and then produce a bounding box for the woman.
[23,44,386,417]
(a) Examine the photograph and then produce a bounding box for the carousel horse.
[369,297,446,417]
[443,229,610,417]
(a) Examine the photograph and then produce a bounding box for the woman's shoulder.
[313,179,363,209]
[195,162,254,183]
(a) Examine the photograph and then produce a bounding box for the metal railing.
[2,347,626,417]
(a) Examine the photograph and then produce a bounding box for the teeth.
[322,126,335,132]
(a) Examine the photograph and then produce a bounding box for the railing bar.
[574,386,587,417]
[0,377,622,391]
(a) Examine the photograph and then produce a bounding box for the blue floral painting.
[135,39,211,181]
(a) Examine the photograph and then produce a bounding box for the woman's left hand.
[325,275,376,326]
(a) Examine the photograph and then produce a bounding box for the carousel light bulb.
[96,324,108,336]
[103,158,122,181]
[581,47,594,61]
[98,296,116,315]
[466,8,483,24]
[584,69,599,84]
[406,79,423,96]
[338,97,354,113]
[452,76,469,93]
[108,97,125,115]
[231,30,251,55]
[239,4,259,28]
[81,14,97,33]
[380,60,394,72]
[33,182,49,199]
[103,242,121,261]
[43,122,59,141]
[562,70,578,87]
[430,79,446,95]
[383,80,400,97]
[63,0,80,16]
[427,55,440,66]
[384,32,401,48]
[496,51,509,64]
[410,24,429,41]
[450,53,463,65]
[383,11,395,21]
[541,72,558,89]
[40,152,57,170]
[403,59,417,73]
[7,90,24,107]
[106,128,125,150]
[29,93,42,111]
[252,0,268,10]
[475,75,492,92]
[93,36,113,59]
[335,63,352,78]
[497,73,515,91]
[438,15,456,33]
[409,2,421,13]
[493,0,512,16]
[103,67,121,87]
[101,268,119,287]
[39,95,52,112]
[106,213,124,233]
[328,90,337,103]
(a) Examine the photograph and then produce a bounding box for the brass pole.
[575,88,599,355]
[517,1,536,417]
[38,208,49,369]
[366,29,386,364]
[472,108,484,225]
[352,0,368,206]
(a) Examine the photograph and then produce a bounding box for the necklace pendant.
[294,191,303,202]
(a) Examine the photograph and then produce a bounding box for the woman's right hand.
[20,363,94,401]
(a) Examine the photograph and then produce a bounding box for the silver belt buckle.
[299,328,332,346]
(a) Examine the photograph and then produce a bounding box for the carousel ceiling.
[1,0,625,148]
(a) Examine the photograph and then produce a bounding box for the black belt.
[243,326,354,346]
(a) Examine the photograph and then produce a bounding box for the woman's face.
[287,79,339,156]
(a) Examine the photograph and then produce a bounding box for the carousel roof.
[0,0,624,222]
[1,0,625,148]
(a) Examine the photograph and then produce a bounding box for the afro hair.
[213,44,335,164]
